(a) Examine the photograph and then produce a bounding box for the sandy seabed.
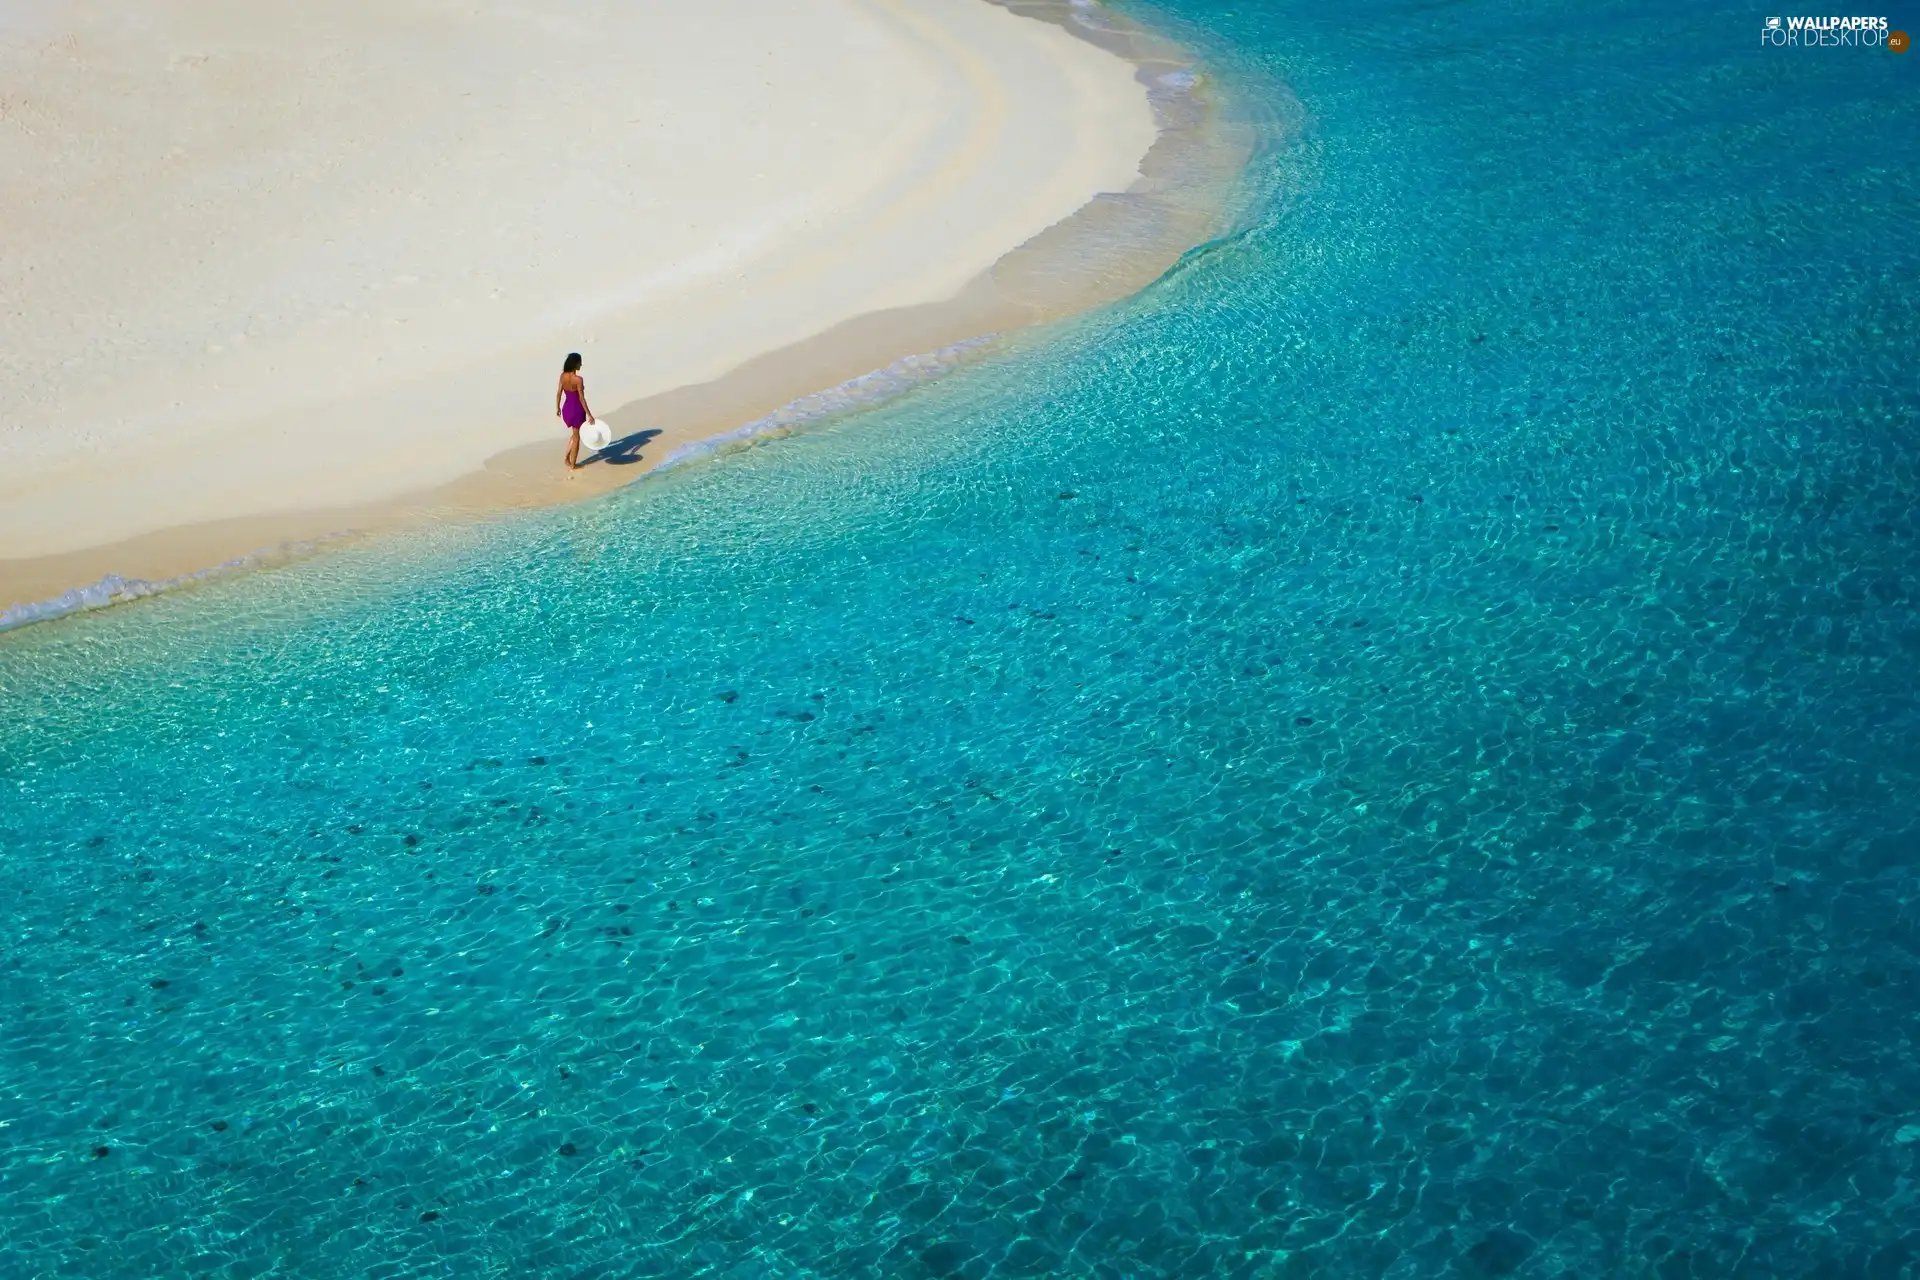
[0,0,1250,619]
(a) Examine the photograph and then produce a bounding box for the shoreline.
[0,0,1253,632]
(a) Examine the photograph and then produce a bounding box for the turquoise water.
[4,0,1918,1274]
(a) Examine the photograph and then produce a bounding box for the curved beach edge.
[0,0,1267,635]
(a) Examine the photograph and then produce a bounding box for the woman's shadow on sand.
[581,428,661,467]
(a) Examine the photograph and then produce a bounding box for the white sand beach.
[0,0,1163,585]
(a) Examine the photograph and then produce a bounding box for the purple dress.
[561,385,586,430]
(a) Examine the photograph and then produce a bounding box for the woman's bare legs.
[566,428,581,472]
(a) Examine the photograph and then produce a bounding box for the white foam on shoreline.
[1,569,226,634]
[1068,0,1123,33]
[0,535,355,634]
[657,337,1000,470]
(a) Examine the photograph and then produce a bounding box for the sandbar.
[0,0,1249,620]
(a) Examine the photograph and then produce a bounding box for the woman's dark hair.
[563,352,583,374]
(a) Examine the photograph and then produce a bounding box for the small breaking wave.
[656,336,999,470]
[0,534,354,635]
[1067,0,1122,33]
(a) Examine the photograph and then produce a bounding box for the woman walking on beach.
[555,352,596,472]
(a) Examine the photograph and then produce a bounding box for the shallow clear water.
[4,1,1918,1276]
